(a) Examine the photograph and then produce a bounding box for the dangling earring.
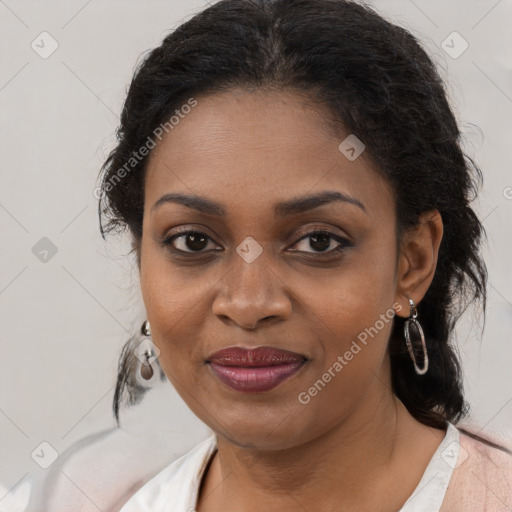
[138,320,156,381]
[404,298,429,375]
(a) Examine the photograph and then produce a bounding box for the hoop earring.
[404,298,429,375]
[138,320,155,381]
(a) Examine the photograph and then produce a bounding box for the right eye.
[162,230,221,253]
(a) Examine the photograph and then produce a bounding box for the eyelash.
[162,228,353,257]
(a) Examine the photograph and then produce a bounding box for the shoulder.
[458,425,512,478]
[441,424,512,512]
[118,433,218,511]
[459,426,512,462]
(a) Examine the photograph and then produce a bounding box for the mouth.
[206,346,308,392]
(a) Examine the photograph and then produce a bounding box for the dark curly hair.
[98,0,488,433]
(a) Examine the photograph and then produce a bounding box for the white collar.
[399,422,459,511]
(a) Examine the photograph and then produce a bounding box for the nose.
[211,252,292,330]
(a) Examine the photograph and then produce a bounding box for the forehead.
[144,89,393,220]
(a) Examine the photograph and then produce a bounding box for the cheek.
[140,237,190,322]
[139,241,196,375]
[310,296,395,390]
[322,234,396,320]
[298,296,396,431]
[308,234,398,374]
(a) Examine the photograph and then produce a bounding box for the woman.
[97,0,512,510]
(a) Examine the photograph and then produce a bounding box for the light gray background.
[1,0,511,506]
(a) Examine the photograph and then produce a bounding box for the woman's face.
[140,89,404,449]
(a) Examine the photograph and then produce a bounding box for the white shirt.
[119,422,461,512]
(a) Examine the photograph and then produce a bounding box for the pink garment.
[440,430,512,511]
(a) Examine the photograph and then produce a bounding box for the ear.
[393,209,443,318]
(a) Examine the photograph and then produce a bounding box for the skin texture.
[138,89,445,511]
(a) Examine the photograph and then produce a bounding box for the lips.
[206,346,307,392]
[207,346,306,366]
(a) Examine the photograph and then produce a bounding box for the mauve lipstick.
[206,346,307,392]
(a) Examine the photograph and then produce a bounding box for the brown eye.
[291,230,352,255]
[164,230,218,253]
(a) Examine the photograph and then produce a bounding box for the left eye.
[291,231,350,254]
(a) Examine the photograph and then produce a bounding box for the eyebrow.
[151,190,366,216]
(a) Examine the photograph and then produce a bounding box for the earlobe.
[394,210,443,317]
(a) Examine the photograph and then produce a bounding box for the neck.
[199,387,435,512]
